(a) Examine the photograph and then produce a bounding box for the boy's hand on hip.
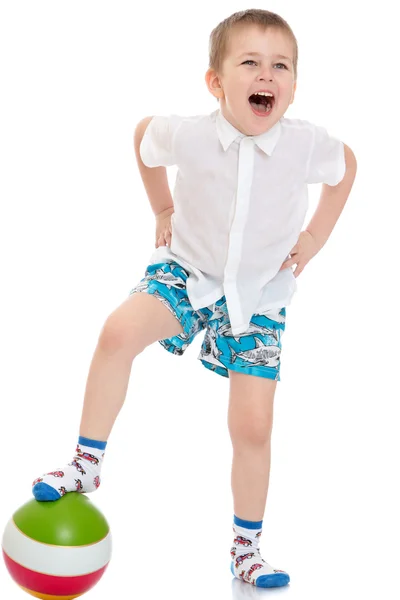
[279,231,319,278]
[155,207,174,248]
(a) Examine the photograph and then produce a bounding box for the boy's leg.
[79,292,184,441]
[228,371,276,522]
[228,371,289,587]
[32,292,184,500]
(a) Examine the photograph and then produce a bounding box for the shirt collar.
[215,108,281,156]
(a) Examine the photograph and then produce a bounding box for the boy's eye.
[241,60,288,69]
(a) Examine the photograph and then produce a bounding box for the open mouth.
[248,93,275,116]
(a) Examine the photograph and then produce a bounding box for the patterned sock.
[32,436,107,502]
[230,515,290,588]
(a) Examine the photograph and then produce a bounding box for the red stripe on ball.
[3,550,108,596]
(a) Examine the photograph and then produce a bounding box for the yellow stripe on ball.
[18,585,82,600]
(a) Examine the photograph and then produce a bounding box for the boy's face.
[206,25,296,136]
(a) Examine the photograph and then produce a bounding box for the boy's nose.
[257,65,274,82]
[257,73,274,83]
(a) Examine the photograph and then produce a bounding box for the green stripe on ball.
[13,493,109,546]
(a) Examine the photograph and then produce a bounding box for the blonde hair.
[208,9,298,81]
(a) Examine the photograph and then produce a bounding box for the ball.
[2,493,112,599]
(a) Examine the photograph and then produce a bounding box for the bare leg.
[227,371,277,521]
[79,292,184,441]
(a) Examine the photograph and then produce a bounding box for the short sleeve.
[139,115,182,167]
[306,124,346,186]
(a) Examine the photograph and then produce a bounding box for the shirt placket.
[223,136,255,331]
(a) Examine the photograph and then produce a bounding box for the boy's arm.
[305,143,357,251]
[133,117,174,218]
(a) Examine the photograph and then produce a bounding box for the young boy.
[31,9,356,588]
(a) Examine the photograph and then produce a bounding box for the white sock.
[230,516,290,588]
[32,436,107,501]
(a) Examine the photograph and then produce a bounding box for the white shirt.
[139,109,346,335]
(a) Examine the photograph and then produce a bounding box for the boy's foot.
[32,437,106,501]
[230,516,290,588]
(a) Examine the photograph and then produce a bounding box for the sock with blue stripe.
[32,436,107,502]
[230,515,290,588]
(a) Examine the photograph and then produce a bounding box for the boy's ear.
[205,68,224,100]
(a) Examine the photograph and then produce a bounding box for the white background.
[1,1,399,598]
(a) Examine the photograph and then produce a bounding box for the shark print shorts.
[129,261,287,381]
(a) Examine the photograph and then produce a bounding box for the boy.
[31,9,356,588]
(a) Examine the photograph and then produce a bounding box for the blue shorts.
[129,261,287,381]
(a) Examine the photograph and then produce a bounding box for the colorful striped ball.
[2,493,111,599]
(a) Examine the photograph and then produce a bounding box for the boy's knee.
[230,415,273,447]
[98,313,145,357]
